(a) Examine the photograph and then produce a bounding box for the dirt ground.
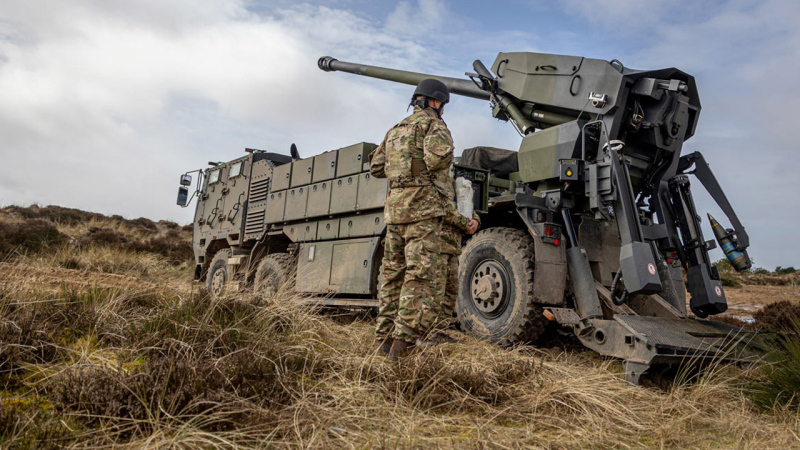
[717,283,799,324]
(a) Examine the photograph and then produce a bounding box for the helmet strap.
[410,97,428,110]
[433,103,444,119]
[409,96,443,119]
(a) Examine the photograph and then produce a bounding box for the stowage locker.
[264,190,287,224]
[291,158,314,188]
[272,163,292,192]
[329,175,359,215]
[296,241,333,292]
[356,172,388,211]
[283,186,309,221]
[284,221,318,242]
[339,212,386,238]
[312,150,338,183]
[316,218,339,240]
[330,238,379,294]
[296,237,380,294]
[306,181,332,218]
[336,142,376,177]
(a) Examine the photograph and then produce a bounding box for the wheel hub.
[211,270,226,296]
[258,270,279,298]
[470,260,510,318]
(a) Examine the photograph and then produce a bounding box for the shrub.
[720,273,742,288]
[713,257,735,274]
[753,301,800,332]
[80,227,130,247]
[2,205,104,225]
[0,287,101,379]
[128,217,157,231]
[127,229,193,263]
[0,219,66,259]
[158,220,180,230]
[748,322,800,412]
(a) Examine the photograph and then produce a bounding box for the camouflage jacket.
[369,106,454,225]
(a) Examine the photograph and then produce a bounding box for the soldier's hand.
[466,219,479,235]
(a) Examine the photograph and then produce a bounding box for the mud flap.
[531,234,567,306]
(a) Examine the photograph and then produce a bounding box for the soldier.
[369,78,454,360]
[426,179,479,343]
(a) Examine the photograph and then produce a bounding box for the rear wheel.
[254,253,296,298]
[207,249,232,298]
[456,227,548,347]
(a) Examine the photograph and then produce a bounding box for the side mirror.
[177,186,189,207]
[180,174,192,186]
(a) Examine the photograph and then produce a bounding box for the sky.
[0,0,798,270]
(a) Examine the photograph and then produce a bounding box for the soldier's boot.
[387,339,416,361]
[377,336,393,356]
[416,332,457,348]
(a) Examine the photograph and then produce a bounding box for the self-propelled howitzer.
[320,52,759,384]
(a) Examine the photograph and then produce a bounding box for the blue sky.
[0,0,797,269]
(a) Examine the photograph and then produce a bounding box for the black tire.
[207,249,232,298]
[456,227,548,347]
[254,253,296,298]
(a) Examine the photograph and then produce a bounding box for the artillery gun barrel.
[318,56,491,101]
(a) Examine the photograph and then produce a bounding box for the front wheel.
[207,249,232,298]
[456,227,547,347]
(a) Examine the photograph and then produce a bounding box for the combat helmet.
[411,78,449,117]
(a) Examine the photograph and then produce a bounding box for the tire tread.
[460,227,548,347]
[255,253,296,295]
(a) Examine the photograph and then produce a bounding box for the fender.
[515,194,567,306]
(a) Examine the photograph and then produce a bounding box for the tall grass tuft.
[748,322,800,412]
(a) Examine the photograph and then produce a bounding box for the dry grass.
[3,281,800,448]
[2,205,800,448]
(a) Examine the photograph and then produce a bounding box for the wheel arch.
[199,238,231,282]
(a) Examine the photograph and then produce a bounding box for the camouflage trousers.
[375,218,442,343]
[432,252,459,331]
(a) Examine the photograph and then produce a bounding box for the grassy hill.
[1,205,799,449]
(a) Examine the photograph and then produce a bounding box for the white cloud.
[0,0,519,224]
[385,0,450,37]
[0,1,463,222]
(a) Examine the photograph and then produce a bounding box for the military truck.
[177,50,764,384]
[177,143,489,304]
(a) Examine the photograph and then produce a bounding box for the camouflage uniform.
[432,177,481,331]
[370,106,454,344]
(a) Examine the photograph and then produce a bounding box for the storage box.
[356,172,388,211]
[283,186,309,221]
[329,175,359,214]
[316,218,339,240]
[271,163,292,192]
[296,237,380,294]
[290,158,314,188]
[264,190,287,224]
[306,181,332,218]
[339,212,385,238]
[284,221,317,242]
[336,143,377,177]
[312,150,338,183]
